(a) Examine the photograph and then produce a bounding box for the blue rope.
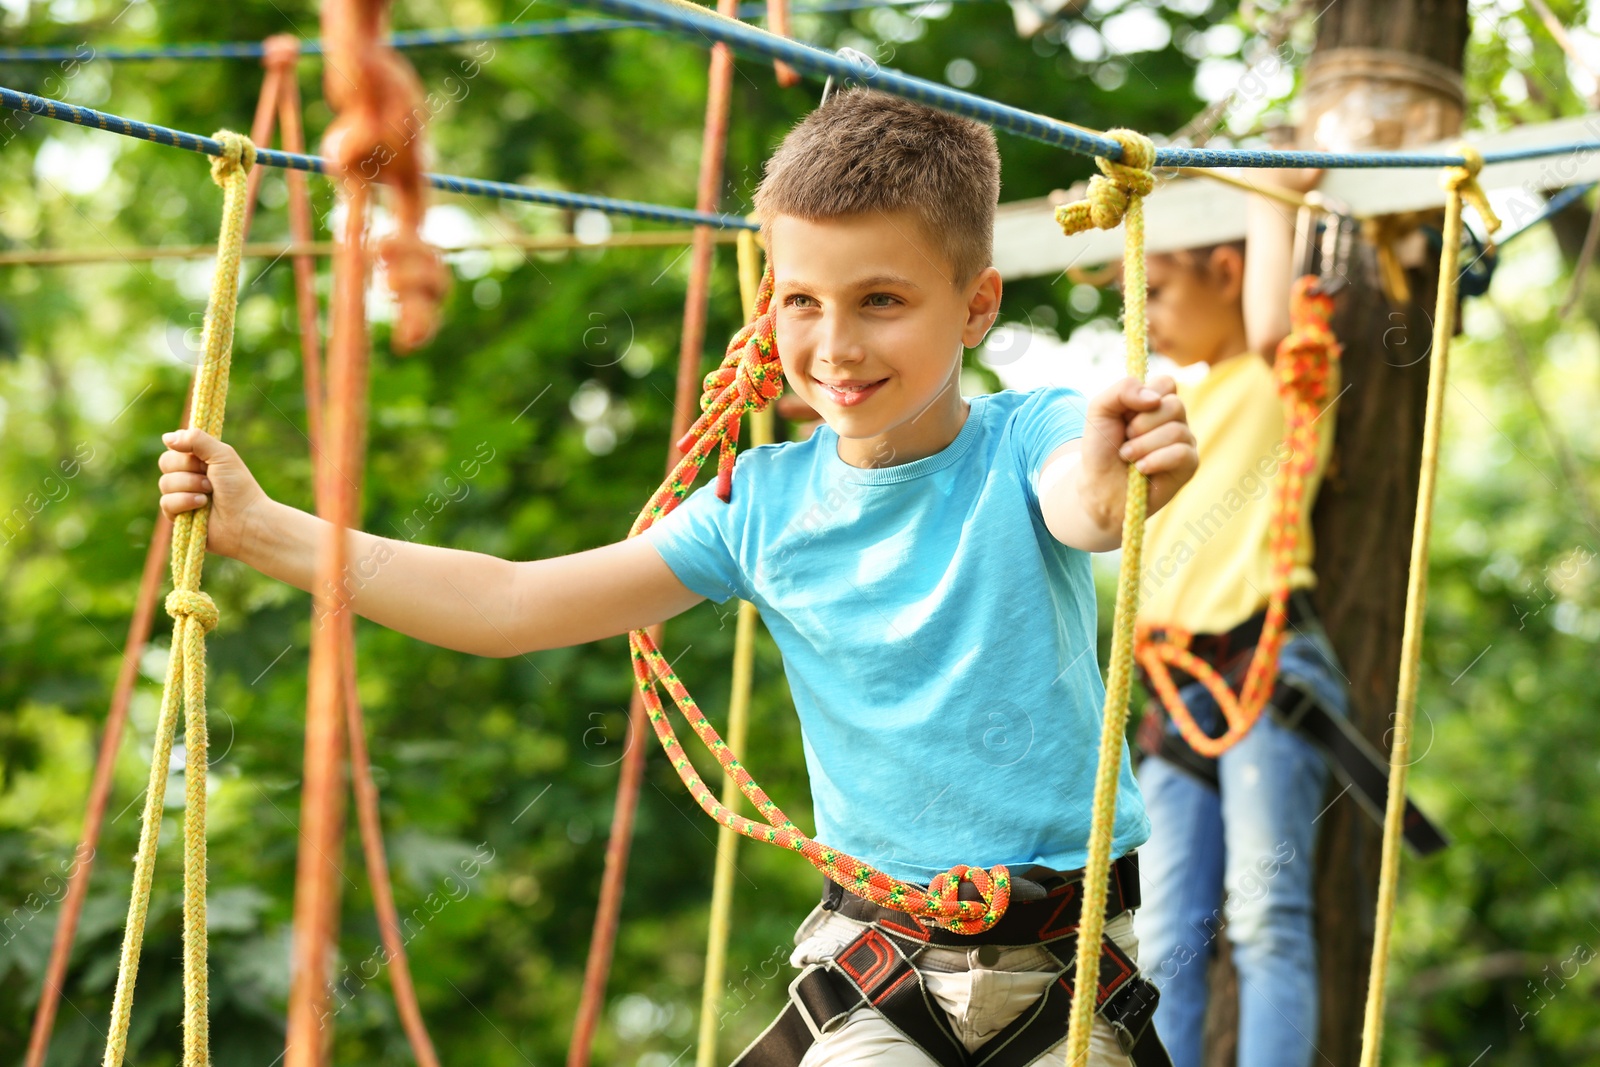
[574,0,1600,170]
[0,0,987,63]
[0,86,757,230]
[1496,181,1594,247]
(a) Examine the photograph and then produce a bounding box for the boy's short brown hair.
[753,87,1000,287]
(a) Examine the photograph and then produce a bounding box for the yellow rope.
[1052,128,1155,1067]
[1357,142,1498,1067]
[696,226,773,1067]
[102,130,254,1067]
[1173,165,1327,213]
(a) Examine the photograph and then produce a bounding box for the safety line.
[0,85,757,229]
[574,0,1600,169]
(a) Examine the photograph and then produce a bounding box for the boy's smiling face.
[769,209,1002,469]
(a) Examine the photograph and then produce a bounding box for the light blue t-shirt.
[642,387,1150,885]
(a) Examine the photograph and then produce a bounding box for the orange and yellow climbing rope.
[1134,275,1340,758]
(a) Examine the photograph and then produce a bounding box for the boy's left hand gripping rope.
[625,263,1014,934]
[103,130,254,1067]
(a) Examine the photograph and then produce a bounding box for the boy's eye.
[865,293,899,308]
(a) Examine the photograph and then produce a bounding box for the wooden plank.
[994,113,1600,278]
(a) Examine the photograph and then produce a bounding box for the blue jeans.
[1132,626,1348,1067]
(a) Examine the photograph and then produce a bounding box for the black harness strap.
[1271,678,1448,855]
[975,933,1167,1067]
[730,854,1171,1067]
[1137,591,1449,857]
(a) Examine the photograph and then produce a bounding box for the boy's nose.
[816,318,866,367]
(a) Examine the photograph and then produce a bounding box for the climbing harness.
[731,855,1169,1067]
[99,130,254,1067]
[1135,590,1449,857]
[1132,266,1341,760]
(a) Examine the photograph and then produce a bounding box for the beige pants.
[789,903,1140,1066]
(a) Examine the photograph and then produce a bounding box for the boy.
[1130,171,1349,1067]
[158,89,1197,1066]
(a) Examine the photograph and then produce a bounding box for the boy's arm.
[163,427,706,657]
[1243,167,1324,356]
[246,499,706,657]
[1035,376,1197,552]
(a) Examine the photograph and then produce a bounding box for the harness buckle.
[788,963,852,1042]
[1076,933,1161,1059]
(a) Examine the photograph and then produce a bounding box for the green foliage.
[2,0,1597,1064]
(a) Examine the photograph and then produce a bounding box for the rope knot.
[209,130,256,187]
[701,320,783,417]
[1442,140,1502,246]
[261,33,302,70]
[377,232,450,353]
[1276,276,1338,403]
[923,864,1012,933]
[665,265,785,502]
[166,589,219,634]
[1055,129,1157,235]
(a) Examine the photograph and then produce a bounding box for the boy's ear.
[1209,245,1246,302]
[962,266,1003,349]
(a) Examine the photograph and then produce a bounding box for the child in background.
[1130,170,1349,1067]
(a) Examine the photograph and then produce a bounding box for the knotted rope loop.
[103,130,254,1067]
[623,620,1016,933]
[1442,141,1502,252]
[208,128,255,187]
[1054,129,1156,235]
[261,33,302,70]
[165,589,219,635]
[666,263,785,502]
[924,865,1010,928]
[1276,277,1336,402]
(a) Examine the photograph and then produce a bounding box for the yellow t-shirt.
[1137,351,1338,635]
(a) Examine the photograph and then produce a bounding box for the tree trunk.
[1200,3,1471,1065]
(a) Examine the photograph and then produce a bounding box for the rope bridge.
[0,11,1539,1062]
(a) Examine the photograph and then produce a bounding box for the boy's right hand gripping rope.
[1133,275,1341,757]
[625,263,1015,935]
[1053,127,1158,1067]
